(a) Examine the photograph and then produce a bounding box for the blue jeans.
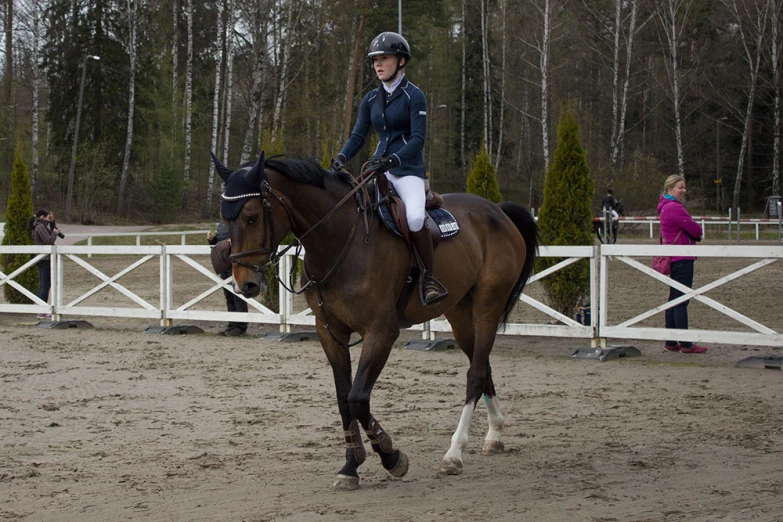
[665,260,694,348]
[37,260,51,303]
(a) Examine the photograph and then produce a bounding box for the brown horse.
[213,152,539,490]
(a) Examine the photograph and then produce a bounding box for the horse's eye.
[247,214,259,225]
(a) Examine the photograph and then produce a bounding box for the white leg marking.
[484,394,505,443]
[444,403,474,463]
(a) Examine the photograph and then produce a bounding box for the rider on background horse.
[602,188,619,220]
[329,31,447,306]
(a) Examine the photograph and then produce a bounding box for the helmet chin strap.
[382,57,405,84]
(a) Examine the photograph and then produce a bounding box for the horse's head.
[213,151,291,298]
[615,200,625,216]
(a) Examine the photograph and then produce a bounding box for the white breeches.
[385,173,427,232]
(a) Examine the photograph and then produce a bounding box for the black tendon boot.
[410,228,448,306]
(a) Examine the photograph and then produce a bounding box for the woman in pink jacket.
[656,175,707,354]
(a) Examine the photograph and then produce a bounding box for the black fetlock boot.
[410,228,448,306]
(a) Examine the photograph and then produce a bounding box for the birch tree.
[518,0,557,173]
[494,0,508,171]
[221,0,236,164]
[657,0,694,178]
[31,0,41,197]
[182,0,194,207]
[270,0,294,144]
[238,0,270,165]
[770,0,781,197]
[117,0,140,214]
[460,0,466,173]
[581,0,651,178]
[171,0,179,125]
[722,0,769,212]
[204,0,225,216]
[480,0,492,153]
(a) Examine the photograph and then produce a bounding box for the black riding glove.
[328,154,346,173]
[367,155,398,173]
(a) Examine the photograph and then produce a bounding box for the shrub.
[536,103,594,316]
[1,142,39,303]
[466,146,503,202]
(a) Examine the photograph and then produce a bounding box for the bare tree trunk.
[608,0,622,177]
[540,0,552,173]
[658,0,693,178]
[724,0,769,212]
[204,0,225,216]
[614,0,639,170]
[4,0,12,105]
[171,0,179,125]
[117,0,139,215]
[771,0,781,196]
[32,0,40,199]
[460,0,466,175]
[182,0,194,207]
[480,0,492,152]
[342,6,366,143]
[221,0,235,166]
[271,0,295,144]
[494,0,508,171]
[240,0,269,164]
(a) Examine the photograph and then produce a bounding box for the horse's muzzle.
[236,273,267,298]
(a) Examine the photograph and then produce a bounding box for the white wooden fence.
[0,243,781,348]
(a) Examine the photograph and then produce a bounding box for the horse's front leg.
[318,324,367,491]
[350,330,409,480]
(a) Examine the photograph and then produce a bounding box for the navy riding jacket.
[339,77,427,179]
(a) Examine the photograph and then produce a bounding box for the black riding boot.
[410,228,448,306]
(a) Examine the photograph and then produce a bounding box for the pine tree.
[1,142,39,303]
[466,146,503,202]
[536,103,594,316]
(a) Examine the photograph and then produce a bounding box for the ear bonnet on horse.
[212,152,265,221]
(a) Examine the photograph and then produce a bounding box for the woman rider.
[329,31,447,306]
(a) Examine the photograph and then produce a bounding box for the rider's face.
[373,54,401,82]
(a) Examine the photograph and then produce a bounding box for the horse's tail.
[498,202,540,329]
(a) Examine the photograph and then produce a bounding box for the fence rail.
[0,243,781,348]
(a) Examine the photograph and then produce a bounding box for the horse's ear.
[246,151,266,190]
[211,152,233,182]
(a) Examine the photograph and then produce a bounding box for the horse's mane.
[264,155,354,189]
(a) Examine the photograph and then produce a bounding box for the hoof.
[332,474,360,491]
[481,440,505,455]
[439,457,463,475]
[388,450,409,478]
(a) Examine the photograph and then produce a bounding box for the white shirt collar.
[383,73,405,94]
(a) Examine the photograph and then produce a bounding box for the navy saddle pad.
[374,185,460,239]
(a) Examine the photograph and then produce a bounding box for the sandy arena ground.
[1,235,782,521]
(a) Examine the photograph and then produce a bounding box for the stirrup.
[419,274,448,306]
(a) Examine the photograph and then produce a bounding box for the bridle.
[227,179,292,273]
[227,168,378,280]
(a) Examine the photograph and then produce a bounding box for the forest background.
[0,0,781,224]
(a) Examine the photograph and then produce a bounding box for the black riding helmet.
[367,31,411,63]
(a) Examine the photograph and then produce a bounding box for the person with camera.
[32,210,62,318]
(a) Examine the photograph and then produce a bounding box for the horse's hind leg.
[482,387,505,455]
[442,299,508,474]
